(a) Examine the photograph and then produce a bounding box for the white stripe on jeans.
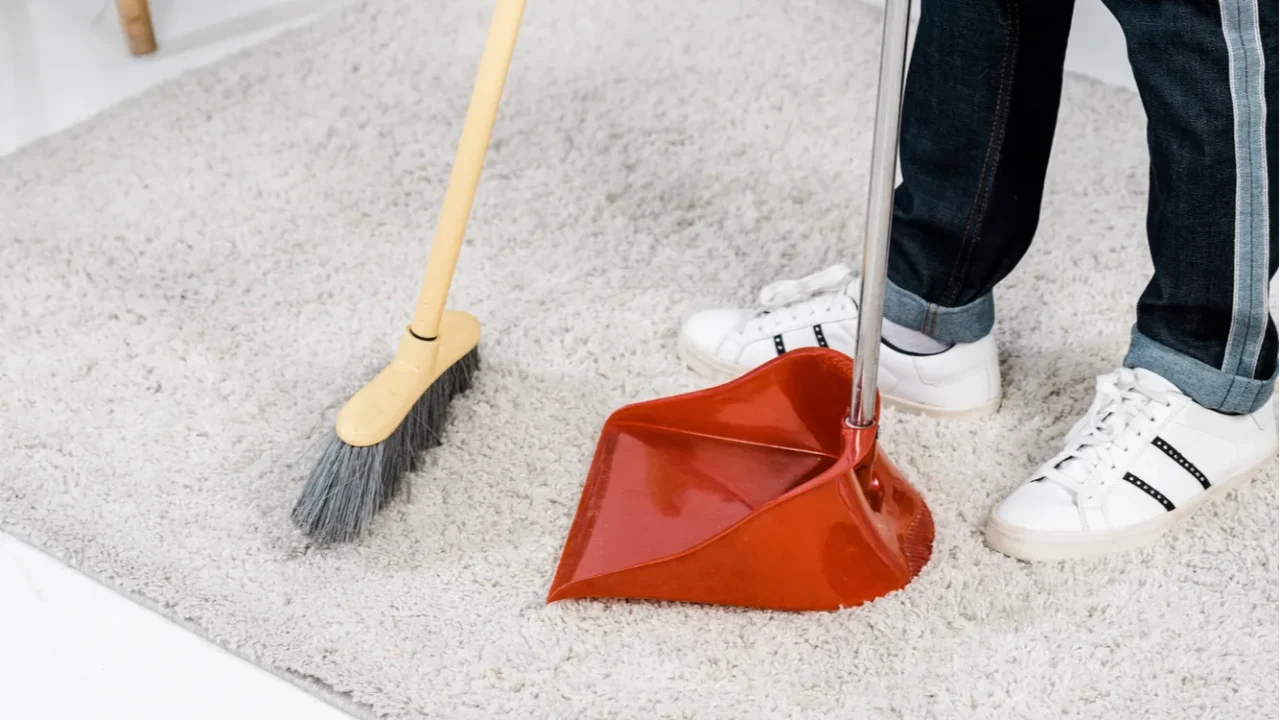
[1219,0,1271,378]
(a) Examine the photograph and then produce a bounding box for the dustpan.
[548,0,930,611]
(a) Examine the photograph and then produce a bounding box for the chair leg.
[116,0,157,55]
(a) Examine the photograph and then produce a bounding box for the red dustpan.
[547,348,934,610]
[549,0,930,611]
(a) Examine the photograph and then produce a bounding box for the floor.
[1,536,353,719]
[0,6,355,718]
[0,0,347,154]
[0,1,1133,718]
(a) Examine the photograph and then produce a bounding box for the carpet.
[2,0,1276,717]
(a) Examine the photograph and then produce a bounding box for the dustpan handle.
[850,0,913,428]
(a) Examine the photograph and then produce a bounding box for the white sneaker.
[986,368,1278,560]
[676,264,1002,418]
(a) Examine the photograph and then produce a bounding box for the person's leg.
[986,0,1278,561]
[1106,0,1278,413]
[677,0,1076,416]
[884,0,1078,344]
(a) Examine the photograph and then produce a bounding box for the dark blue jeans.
[883,0,1278,413]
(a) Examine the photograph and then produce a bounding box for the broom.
[292,0,527,542]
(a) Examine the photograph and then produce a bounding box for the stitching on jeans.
[917,304,934,334]
[1222,376,1237,410]
[928,0,1020,337]
[926,0,1014,338]
[938,0,1019,333]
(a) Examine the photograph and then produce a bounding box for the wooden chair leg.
[116,0,157,55]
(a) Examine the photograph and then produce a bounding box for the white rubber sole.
[984,452,1278,561]
[676,334,1001,420]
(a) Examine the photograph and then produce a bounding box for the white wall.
[1064,0,1135,91]
[864,0,1137,92]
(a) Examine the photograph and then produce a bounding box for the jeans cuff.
[1124,327,1276,413]
[883,280,995,344]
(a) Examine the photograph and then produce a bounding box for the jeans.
[883,0,1278,413]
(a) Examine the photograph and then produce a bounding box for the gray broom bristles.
[292,347,480,542]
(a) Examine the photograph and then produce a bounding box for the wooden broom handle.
[410,0,527,339]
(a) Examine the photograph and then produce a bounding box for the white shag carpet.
[2,0,1276,717]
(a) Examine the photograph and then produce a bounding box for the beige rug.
[2,0,1276,717]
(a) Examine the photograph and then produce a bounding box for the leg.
[884,0,1078,343]
[116,0,157,56]
[1105,0,1278,413]
[677,0,1072,417]
[987,0,1279,561]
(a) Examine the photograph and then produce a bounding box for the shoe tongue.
[843,277,862,302]
[758,265,855,309]
[1052,399,1128,484]
[1048,370,1182,485]
[1131,368,1181,394]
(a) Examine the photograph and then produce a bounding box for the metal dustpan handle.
[851,0,913,427]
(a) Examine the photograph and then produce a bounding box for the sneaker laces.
[1041,368,1176,488]
[745,264,859,333]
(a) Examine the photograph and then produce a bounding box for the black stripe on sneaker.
[1151,436,1211,489]
[1123,472,1175,511]
[813,325,829,348]
[773,335,786,355]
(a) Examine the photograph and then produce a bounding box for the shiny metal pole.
[850,0,913,427]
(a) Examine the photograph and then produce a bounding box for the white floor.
[0,535,354,720]
[0,1,1135,718]
[1,5,356,718]
[0,0,347,155]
